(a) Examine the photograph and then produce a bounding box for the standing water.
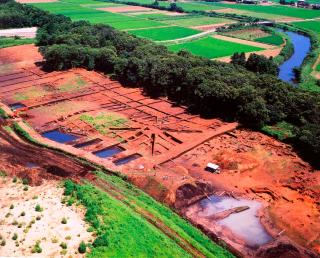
[199,196,273,247]
[41,130,79,143]
[278,30,311,84]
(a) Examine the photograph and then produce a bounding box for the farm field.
[204,2,320,19]
[255,33,283,45]
[128,26,199,41]
[292,20,320,33]
[153,16,234,27]
[168,36,263,59]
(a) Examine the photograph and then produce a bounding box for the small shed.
[206,163,220,173]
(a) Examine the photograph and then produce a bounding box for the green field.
[0,37,35,48]
[317,63,320,71]
[203,2,320,19]
[159,16,234,27]
[158,1,225,11]
[129,26,200,41]
[168,36,263,58]
[255,33,283,45]
[63,172,234,258]
[292,20,320,33]
[31,1,166,30]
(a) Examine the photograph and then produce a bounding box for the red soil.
[1,44,319,257]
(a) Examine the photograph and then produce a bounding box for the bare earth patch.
[0,179,92,257]
[213,34,275,49]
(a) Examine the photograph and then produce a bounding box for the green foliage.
[20,211,26,216]
[63,178,234,258]
[22,178,29,185]
[0,108,8,118]
[35,204,43,212]
[12,233,18,240]
[12,177,17,183]
[31,241,42,253]
[262,121,296,140]
[0,37,34,48]
[61,217,67,224]
[78,241,87,254]
[0,170,7,177]
[60,242,67,249]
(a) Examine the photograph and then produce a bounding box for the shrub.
[60,242,67,249]
[23,186,28,191]
[0,239,5,246]
[12,177,17,183]
[22,178,29,185]
[51,236,58,243]
[35,204,43,212]
[9,204,14,209]
[78,241,86,254]
[61,217,67,224]
[31,241,42,253]
[36,216,41,220]
[93,233,108,247]
[20,211,25,216]
[12,233,18,240]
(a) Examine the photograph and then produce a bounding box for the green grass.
[168,36,263,59]
[63,173,234,258]
[204,2,320,19]
[255,33,283,45]
[31,2,165,29]
[292,21,320,34]
[129,26,200,41]
[160,16,234,27]
[132,13,176,19]
[261,121,296,140]
[157,1,225,11]
[0,37,35,48]
[317,62,320,72]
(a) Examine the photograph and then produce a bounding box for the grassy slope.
[0,37,35,48]
[64,174,234,258]
[168,36,263,58]
[128,26,200,41]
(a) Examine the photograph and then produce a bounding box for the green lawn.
[0,37,35,48]
[255,33,283,45]
[292,20,320,33]
[168,36,263,58]
[160,16,234,27]
[203,2,320,19]
[63,175,234,258]
[129,26,200,41]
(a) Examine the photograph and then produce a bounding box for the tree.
[245,53,279,76]
[231,52,246,67]
[78,241,86,254]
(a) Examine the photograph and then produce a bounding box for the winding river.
[278,29,311,84]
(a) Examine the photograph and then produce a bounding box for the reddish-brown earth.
[0,44,319,257]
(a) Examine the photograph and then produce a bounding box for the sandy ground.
[0,179,92,257]
[0,27,37,39]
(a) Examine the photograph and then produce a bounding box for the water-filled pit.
[93,146,124,158]
[114,153,142,166]
[198,196,273,247]
[9,103,26,111]
[41,130,79,144]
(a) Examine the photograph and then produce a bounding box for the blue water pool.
[93,146,124,158]
[41,130,79,143]
[9,103,26,111]
[114,154,141,166]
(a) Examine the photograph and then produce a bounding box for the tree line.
[1,0,320,167]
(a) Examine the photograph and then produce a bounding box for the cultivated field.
[168,36,263,59]
[292,20,320,33]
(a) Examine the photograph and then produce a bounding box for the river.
[278,29,311,84]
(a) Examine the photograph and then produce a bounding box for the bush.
[35,204,43,212]
[78,241,86,254]
[61,217,67,224]
[20,211,25,216]
[9,204,14,209]
[23,186,28,191]
[31,241,42,253]
[12,233,18,240]
[22,178,29,185]
[0,239,6,246]
[60,242,67,249]
[12,177,17,183]
[93,233,108,247]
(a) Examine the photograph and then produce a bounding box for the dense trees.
[1,0,320,167]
